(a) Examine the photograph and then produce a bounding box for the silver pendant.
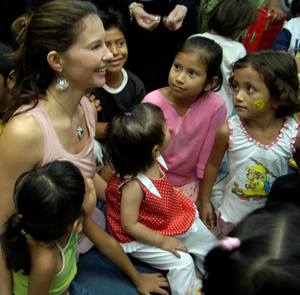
[77,126,84,139]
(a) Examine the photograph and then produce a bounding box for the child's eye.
[118,41,125,47]
[190,71,197,76]
[247,86,255,92]
[174,64,180,70]
[231,84,239,91]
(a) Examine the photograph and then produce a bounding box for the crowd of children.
[1,0,300,294]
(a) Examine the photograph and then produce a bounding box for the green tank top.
[13,232,78,295]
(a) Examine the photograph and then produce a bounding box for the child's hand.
[85,93,101,112]
[198,201,217,230]
[135,273,170,295]
[160,236,188,258]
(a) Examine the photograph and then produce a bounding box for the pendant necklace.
[47,89,84,139]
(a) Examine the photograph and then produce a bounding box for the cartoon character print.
[232,157,279,202]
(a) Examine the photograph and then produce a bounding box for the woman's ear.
[152,144,161,158]
[7,70,16,89]
[72,218,83,234]
[205,76,219,91]
[47,50,63,72]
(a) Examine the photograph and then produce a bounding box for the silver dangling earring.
[55,73,69,91]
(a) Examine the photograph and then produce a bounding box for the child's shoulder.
[142,87,169,105]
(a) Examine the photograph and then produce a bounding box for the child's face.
[105,27,128,75]
[168,51,209,103]
[160,122,171,154]
[82,178,97,217]
[231,66,275,119]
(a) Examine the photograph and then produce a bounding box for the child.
[201,202,300,294]
[190,0,257,118]
[105,103,220,295]
[271,0,300,71]
[0,160,169,295]
[197,50,300,236]
[92,8,146,172]
[142,37,227,203]
[92,8,146,139]
[0,42,15,136]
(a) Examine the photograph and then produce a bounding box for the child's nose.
[175,72,185,83]
[235,89,244,101]
[109,44,119,56]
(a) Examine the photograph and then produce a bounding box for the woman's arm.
[196,122,229,229]
[120,180,188,258]
[0,114,43,294]
[83,218,169,295]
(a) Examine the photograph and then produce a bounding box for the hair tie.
[18,214,23,218]
[220,237,241,251]
[125,112,131,117]
[20,229,26,236]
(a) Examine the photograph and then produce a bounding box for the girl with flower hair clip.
[185,202,300,295]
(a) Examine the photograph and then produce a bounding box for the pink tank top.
[14,97,96,178]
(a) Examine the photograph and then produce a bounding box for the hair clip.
[20,229,26,236]
[220,237,241,251]
[18,214,23,218]
[125,112,131,117]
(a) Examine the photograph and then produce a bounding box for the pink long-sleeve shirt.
[142,88,227,186]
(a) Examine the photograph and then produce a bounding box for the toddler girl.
[197,50,300,236]
[142,37,227,203]
[105,103,220,295]
[0,160,168,295]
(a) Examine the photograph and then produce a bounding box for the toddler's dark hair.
[207,0,257,38]
[105,103,166,179]
[290,0,300,17]
[0,160,85,275]
[99,8,127,38]
[0,42,14,85]
[179,36,223,91]
[229,50,300,117]
[202,202,300,295]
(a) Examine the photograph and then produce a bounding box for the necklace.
[47,89,84,139]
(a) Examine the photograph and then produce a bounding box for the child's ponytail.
[0,213,30,275]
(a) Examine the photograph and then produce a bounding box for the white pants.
[129,217,220,295]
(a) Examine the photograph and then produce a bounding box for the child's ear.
[7,70,16,89]
[47,50,64,72]
[204,76,219,91]
[152,144,161,158]
[72,218,84,234]
[271,99,280,110]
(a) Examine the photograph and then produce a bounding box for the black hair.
[0,160,85,275]
[291,0,300,17]
[99,7,127,39]
[177,36,223,91]
[229,50,300,117]
[202,202,300,295]
[4,0,99,123]
[0,42,14,86]
[105,103,166,179]
[207,0,257,38]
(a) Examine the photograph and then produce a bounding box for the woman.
[0,1,115,293]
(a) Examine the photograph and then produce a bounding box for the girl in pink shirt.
[142,36,227,203]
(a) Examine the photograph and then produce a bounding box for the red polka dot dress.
[106,156,196,245]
